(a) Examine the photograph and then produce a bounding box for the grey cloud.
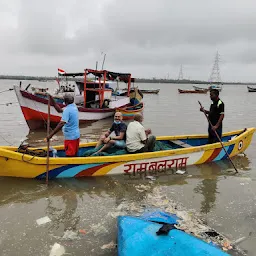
[1,0,256,81]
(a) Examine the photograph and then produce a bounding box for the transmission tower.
[209,52,221,83]
[178,65,183,80]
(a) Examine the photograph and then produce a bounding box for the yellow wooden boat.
[0,128,254,179]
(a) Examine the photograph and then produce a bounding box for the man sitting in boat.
[200,89,225,144]
[45,94,80,157]
[126,113,156,153]
[93,112,127,155]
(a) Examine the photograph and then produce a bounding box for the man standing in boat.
[93,112,127,155]
[45,94,80,157]
[200,89,225,144]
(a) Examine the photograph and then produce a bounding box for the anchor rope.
[0,102,18,106]
[0,88,14,94]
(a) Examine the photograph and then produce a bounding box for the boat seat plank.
[171,140,192,148]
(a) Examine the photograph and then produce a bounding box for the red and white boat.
[14,69,137,130]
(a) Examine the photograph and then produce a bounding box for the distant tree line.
[0,75,254,85]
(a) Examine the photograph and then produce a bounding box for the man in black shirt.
[94,112,127,154]
[200,89,225,144]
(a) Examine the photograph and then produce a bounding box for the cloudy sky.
[1,0,256,82]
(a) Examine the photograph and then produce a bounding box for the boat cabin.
[57,69,132,109]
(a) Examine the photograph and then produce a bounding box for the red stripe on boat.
[75,163,111,177]
[21,106,61,123]
[206,148,222,162]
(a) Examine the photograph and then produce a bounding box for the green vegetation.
[0,75,254,85]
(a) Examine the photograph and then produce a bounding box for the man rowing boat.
[200,89,225,144]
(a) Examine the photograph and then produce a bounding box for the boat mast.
[101,53,106,70]
[209,51,221,84]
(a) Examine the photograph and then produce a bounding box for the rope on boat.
[17,144,48,162]
[0,102,18,106]
[0,88,14,94]
[0,133,14,146]
[26,92,54,132]
[21,149,48,162]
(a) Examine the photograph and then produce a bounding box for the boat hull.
[116,102,144,120]
[247,86,256,92]
[178,89,207,94]
[118,213,229,256]
[139,89,159,94]
[0,128,254,179]
[14,86,129,130]
[123,89,160,94]
[209,85,222,91]
[192,86,209,92]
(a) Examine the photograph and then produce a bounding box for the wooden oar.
[198,101,238,173]
[46,95,51,184]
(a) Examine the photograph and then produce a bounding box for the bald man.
[126,113,156,153]
[93,112,127,155]
[45,93,80,157]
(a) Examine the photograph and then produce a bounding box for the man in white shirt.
[126,113,156,153]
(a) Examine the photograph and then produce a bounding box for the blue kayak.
[117,211,230,256]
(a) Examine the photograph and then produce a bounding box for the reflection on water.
[0,154,254,255]
[47,191,80,232]
[0,154,251,255]
[193,155,250,214]
[0,155,250,208]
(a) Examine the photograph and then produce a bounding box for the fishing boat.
[118,210,231,256]
[14,69,141,130]
[193,86,209,92]
[120,86,143,106]
[116,102,144,120]
[122,88,160,94]
[209,84,222,91]
[178,89,208,94]
[247,86,256,92]
[0,128,254,179]
[139,89,159,94]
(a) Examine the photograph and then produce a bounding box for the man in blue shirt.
[46,94,80,157]
[93,112,127,155]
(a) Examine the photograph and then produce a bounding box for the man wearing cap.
[45,94,80,157]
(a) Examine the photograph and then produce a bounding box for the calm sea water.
[0,80,256,255]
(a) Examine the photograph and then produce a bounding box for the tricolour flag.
[58,68,65,75]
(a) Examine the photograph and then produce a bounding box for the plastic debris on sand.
[36,216,51,226]
[49,243,65,256]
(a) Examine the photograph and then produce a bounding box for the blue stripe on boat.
[56,163,103,178]
[36,164,78,179]
[220,144,234,160]
[214,146,230,161]
[214,144,234,161]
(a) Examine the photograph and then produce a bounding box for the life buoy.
[238,140,243,150]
